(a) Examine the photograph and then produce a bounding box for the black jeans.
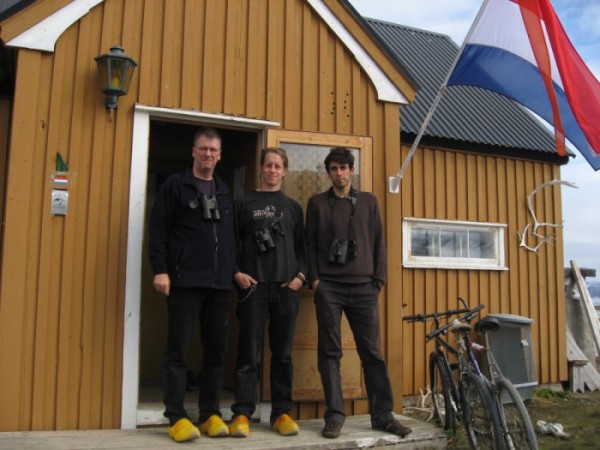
[314,280,395,428]
[163,286,232,425]
[231,282,299,423]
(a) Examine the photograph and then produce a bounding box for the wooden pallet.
[566,261,600,392]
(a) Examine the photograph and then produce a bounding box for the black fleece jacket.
[149,168,236,289]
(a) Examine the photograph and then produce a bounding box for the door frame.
[121,104,279,429]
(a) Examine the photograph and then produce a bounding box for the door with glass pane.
[261,129,372,401]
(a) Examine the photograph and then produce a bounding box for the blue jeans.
[231,282,299,423]
[314,280,395,428]
[163,286,232,425]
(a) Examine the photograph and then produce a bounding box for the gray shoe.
[322,421,342,439]
[375,419,412,438]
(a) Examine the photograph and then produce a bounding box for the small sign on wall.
[51,189,68,215]
[50,171,74,216]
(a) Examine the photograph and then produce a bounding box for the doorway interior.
[136,118,259,425]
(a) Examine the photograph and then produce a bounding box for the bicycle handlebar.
[425,304,485,341]
[403,307,471,323]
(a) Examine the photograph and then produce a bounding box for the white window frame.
[402,218,507,270]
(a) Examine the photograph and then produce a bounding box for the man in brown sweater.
[305,147,412,440]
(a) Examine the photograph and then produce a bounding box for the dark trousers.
[163,286,232,425]
[231,282,299,423]
[315,280,395,428]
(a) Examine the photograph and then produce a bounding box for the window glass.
[403,218,506,270]
[279,143,360,207]
[411,227,437,257]
[442,229,467,258]
[469,230,495,259]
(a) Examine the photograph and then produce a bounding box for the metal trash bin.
[485,313,537,401]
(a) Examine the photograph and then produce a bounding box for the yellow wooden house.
[0,0,568,431]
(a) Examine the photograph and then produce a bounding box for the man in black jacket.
[305,147,412,440]
[149,127,235,442]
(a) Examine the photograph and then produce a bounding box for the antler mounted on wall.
[518,179,578,253]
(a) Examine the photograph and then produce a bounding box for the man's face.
[327,161,354,190]
[261,152,287,189]
[192,135,222,175]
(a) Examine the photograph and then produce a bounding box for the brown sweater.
[305,188,386,288]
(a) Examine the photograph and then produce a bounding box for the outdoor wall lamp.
[95,45,137,111]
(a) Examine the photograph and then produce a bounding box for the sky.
[348,0,600,276]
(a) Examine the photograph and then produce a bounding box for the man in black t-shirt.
[229,147,308,438]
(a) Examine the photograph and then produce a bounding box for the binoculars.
[328,238,357,264]
[254,228,276,253]
[189,194,221,220]
[254,216,286,253]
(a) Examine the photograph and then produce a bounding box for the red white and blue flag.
[447,0,600,170]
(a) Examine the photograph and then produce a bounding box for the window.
[403,218,507,270]
[266,129,372,207]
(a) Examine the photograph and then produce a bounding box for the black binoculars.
[189,194,221,220]
[254,228,276,253]
[328,238,357,264]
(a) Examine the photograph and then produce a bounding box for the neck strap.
[328,187,358,237]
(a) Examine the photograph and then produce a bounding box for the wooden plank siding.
[0,0,567,432]
[399,143,568,395]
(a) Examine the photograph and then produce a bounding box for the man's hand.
[234,272,257,290]
[153,273,171,296]
[281,276,303,291]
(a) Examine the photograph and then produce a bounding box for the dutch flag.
[447,0,600,170]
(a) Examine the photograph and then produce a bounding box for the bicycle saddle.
[449,319,472,331]
[474,316,500,334]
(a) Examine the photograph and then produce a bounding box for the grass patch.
[534,387,570,400]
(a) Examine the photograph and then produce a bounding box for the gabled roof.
[365,18,568,162]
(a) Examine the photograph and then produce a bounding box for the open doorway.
[137,119,259,423]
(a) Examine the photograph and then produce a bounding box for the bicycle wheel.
[429,351,456,430]
[460,370,504,449]
[494,376,538,450]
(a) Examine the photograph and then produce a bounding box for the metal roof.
[365,18,564,159]
[0,0,35,22]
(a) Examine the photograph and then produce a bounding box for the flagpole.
[389,0,490,193]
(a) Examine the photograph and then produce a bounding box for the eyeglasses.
[194,146,221,153]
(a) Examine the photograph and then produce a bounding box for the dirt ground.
[404,387,600,449]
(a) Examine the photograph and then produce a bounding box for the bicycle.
[404,300,504,449]
[475,316,538,449]
[403,305,469,431]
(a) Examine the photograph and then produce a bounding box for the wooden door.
[261,129,373,401]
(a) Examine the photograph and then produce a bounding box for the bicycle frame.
[406,301,504,449]
[404,304,481,432]
[475,318,538,449]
